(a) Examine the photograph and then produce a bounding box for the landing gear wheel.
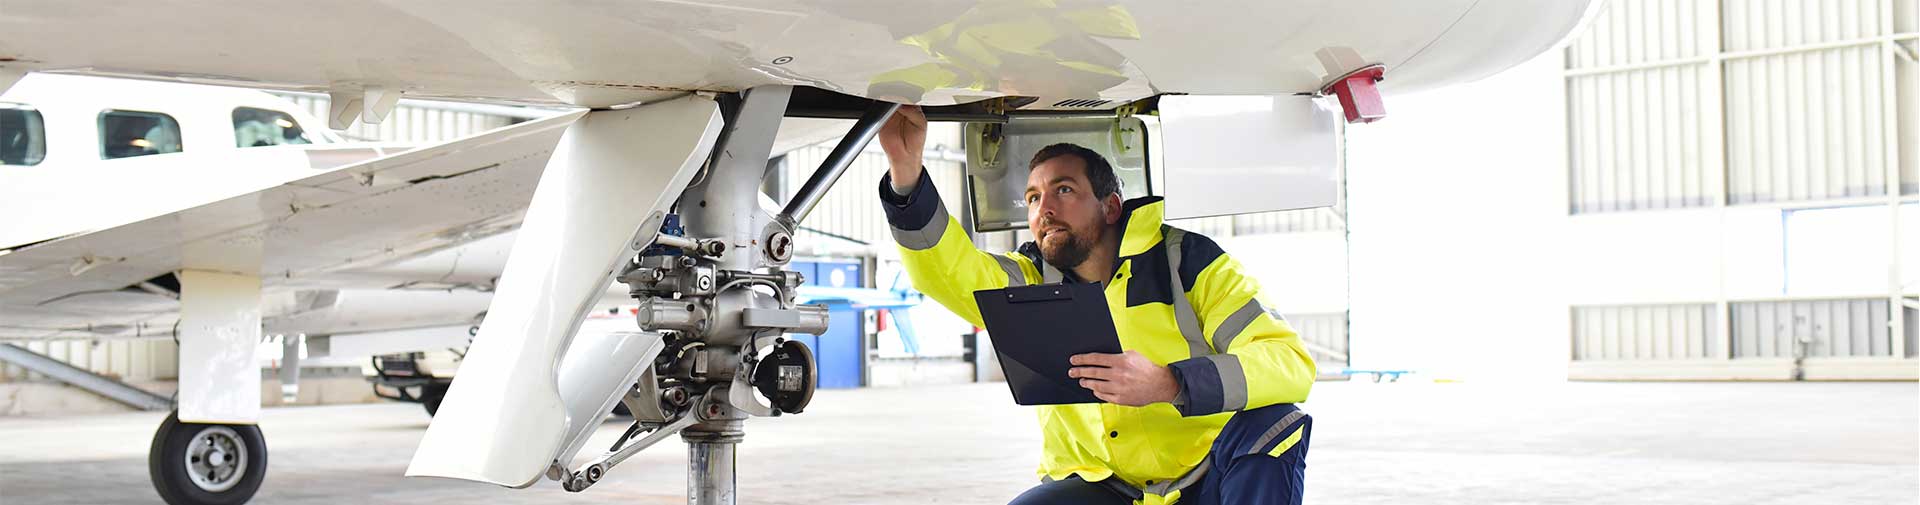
[149,411,267,505]
[421,383,449,417]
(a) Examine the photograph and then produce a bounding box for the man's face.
[1025,156,1119,271]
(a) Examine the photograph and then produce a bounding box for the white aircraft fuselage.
[0,2,1602,505]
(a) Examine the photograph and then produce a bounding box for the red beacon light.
[1320,64,1386,124]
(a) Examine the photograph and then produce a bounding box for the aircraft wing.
[0,1,1597,109]
[0,111,587,340]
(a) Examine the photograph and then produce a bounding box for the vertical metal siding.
[1726,45,1893,203]
[1571,304,1717,360]
[1567,66,1713,212]
[1284,312,1348,368]
[1732,298,1894,358]
[1229,208,1344,234]
[279,95,515,144]
[1722,0,1884,52]
[0,339,176,383]
[778,133,967,248]
[1566,0,1917,211]
[1568,0,1717,70]
[1565,1,1717,213]
[1907,305,1918,358]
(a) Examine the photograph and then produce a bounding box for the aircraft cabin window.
[232,107,312,148]
[99,110,184,159]
[0,103,48,166]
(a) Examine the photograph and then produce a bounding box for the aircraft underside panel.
[0,1,1597,108]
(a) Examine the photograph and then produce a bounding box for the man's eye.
[1025,194,1038,204]
[1057,186,1072,194]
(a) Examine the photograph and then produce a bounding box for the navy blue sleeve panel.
[1176,232,1226,293]
[878,169,941,231]
[1167,356,1226,416]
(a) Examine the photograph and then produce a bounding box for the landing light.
[130,139,153,148]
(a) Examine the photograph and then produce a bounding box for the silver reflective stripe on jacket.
[890,199,949,251]
[1162,226,1211,358]
[992,253,1028,287]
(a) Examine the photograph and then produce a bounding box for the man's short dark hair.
[1030,143,1121,200]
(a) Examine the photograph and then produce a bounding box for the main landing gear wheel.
[149,411,268,505]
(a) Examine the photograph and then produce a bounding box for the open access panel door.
[961,95,1339,230]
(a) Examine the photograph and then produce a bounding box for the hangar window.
[0,103,47,166]
[99,110,183,159]
[232,107,311,148]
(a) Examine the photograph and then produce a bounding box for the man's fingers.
[1070,353,1120,367]
[1069,366,1112,381]
[1079,379,1112,394]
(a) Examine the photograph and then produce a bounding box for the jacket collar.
[1116,196,1166,257]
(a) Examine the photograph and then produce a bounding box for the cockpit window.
[0,103,47,166]
[100,110,184,159]
[233,107,312,148]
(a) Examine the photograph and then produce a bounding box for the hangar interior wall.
[1563,0,1919,380]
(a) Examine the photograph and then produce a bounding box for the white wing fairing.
[406,96,723,487]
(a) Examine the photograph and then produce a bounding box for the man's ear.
[1103,194,1124,225]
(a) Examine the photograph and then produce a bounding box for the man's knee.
[1213,404,1310,459]
[1193,405,1310,505]
[1007,476,1132,505]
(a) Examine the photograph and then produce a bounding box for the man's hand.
[1068,350,1179,407]
[878,105,927,194]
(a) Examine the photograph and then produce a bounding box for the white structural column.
[176,270,263,424]
[1881,0,1908,360]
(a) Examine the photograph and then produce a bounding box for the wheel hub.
[184,426,247,492]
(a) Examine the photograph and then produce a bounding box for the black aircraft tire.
[421,383,449,417]
[149,411,268,505]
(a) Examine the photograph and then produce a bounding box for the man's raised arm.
[875,106,1034,327]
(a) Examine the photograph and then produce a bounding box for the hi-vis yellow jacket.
[879,173,1317,501]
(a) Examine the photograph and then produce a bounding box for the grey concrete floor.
[0,381,1914,504]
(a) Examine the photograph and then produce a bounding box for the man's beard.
[1039,228,1095,273]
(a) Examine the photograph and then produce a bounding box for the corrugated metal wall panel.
[1568,65,1714,213]
[1230,208,1343,235]
[1732,298,1894,358]
[1907,305,1918,358]
[279,95,515,144]
[0,338,176,383]
[1571,303,1717,360]
[1567,0,1716,70]
[1726,45,1893,203]
[776,140,967,248]
[1164,215,1233,237]
[1723,0,1884,52]
[1285,312,1349,367]
[1567,0,1918,212]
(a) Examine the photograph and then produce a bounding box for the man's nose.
[1035,193,1060,217]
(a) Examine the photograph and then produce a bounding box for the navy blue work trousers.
[1007,403,1311,505]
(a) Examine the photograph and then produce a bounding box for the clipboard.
[973,282,1123,405]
